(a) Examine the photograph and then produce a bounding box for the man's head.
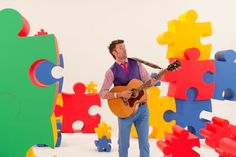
[108,39,127,60]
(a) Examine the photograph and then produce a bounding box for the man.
[99,39,158,157]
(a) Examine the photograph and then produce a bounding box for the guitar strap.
[131,57,162,69]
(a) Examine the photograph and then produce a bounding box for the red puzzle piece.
[215,124,236,157]
[216,137,236,157]
[157,125,200,157]
[200,116,232,148]
[55,82,101,133]
[162,48,215,100]
[35,29,48,36]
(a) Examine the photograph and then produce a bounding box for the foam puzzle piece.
[157,9,212,60]
[131,86,176,139]
[32,27,64,92]
[215,125,236,157]
[0,8,59,157]
[95,136,112,152]
[216,138,236,157]
[212,50,236,101]
[55,131,62,147]
[55,82,101,133]
[157,125,200,157]
[95,121,112,139]
[164,88,212,138]
[35,29,48,36]
[86,81,98,94]
[34,54,64,93]
[162,48,215,100]
[26,148,36,157]
[18,16,30,36]
[200,116,232,148]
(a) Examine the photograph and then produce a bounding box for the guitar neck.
[152,68,168,80]
[136,80,151,92]
[136,68,169,92]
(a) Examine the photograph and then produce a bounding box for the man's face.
[114,43,127,60]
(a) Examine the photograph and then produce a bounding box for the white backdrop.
[1,0,236,156]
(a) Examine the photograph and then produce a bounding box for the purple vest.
[111,58,141,86]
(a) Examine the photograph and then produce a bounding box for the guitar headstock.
[167,60,181,71]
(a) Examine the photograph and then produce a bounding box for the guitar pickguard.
[128,90,144,107]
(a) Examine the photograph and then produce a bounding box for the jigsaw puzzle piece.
[157,9,212,60]
[94,121,112,139]
[18,16,30,37]
[164,88,212,138]
[216,125,236,157]
[0,8,59,157]
[213,50,236,100]
[163,48,215,100]
[157,125,200,157]
[94,136,112,152]
[31,54,64,93]
[55,119,62,147]
[148,86,176,139]
[35,29,48,36]
[131,86,176,139]
[86,81,98,94]
[26,148,36,157]
[200,117,232,148]
[55,82,101,133]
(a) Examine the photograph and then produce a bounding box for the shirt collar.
[115,58,128,65]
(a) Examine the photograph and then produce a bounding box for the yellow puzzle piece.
[51,114,60,146]
[86,81,98,94]
[55,93,63,121]
[94,121,112,139]
[157,10,212,60]
[26,148,36,157]
[131,86,176,139]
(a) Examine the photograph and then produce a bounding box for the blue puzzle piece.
[35,54,64,93]
[36,144,47,147]
[164,88,212,138]
[212,50,236,100]
[94,136,111,152]
[55,119,62,147]
[56,119,62,130]
[55,132,62,147]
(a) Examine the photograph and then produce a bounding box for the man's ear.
[112,50,116,56]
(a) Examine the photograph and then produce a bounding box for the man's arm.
[138,62,160,86]
[99,69,115,99]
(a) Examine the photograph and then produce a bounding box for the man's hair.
[108,39,124,59]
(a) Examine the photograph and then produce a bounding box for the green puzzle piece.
[0,8,58,157]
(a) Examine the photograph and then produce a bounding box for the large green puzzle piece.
[0,8,58,157]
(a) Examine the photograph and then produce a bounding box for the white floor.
[33,99,236,157]
[34,132,218,157]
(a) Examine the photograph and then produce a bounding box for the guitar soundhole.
[131,89,138,98]
[128,90,144,107]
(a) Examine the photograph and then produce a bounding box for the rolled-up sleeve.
[99,69,114,99]
[138,62,151,83]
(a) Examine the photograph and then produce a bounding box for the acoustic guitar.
[108,60,181,118]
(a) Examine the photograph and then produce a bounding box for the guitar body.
[108,79,147,118]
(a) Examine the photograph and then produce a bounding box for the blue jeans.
[118,104,149,157]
